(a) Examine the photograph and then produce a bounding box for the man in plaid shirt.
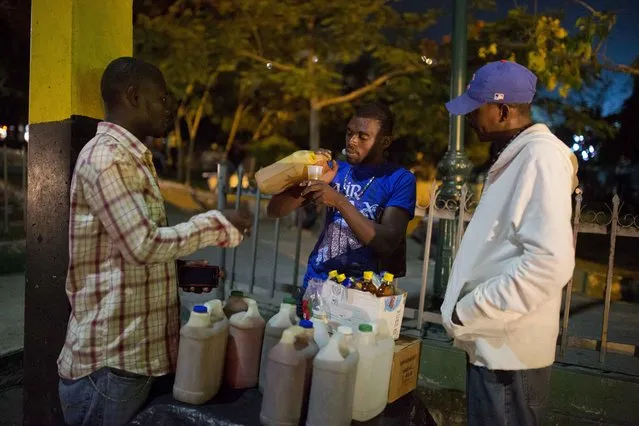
[57,57,253,426]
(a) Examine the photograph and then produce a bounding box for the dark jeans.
[58,367,154,426]
[466,363,552,426]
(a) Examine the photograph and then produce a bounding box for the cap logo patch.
[494,93,505,101]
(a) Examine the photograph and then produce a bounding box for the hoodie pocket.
[448,315,509,341]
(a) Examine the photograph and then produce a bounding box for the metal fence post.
[292,209,303,288]
[228,165,244,288]
[217,161,228,300]
[560,189,582,359]
[600,193,620,363]
[249,189,262,294]
[3,144,8,235]
[271,218,281,298]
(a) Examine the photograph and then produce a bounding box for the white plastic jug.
[352,323,395,421]
[259,301,296,393]
[173,304,229,404]
[306,327,359,426]
[282,296,299,325]
[255,150,330,194]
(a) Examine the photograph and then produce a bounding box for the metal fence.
[213,160,638,370]
[213,162,305,306]
[413,181,639,368]
[0,143,27,236]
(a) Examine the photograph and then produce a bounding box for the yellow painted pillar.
[25,1,132,424]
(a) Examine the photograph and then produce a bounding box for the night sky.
[401,0,639,115]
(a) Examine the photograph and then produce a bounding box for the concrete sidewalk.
[0,273,24,356]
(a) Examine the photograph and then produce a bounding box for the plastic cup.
[307,165,323,181]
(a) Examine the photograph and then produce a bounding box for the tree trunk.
[184,75,217,187]
[224,103,248,155]
[175,119,185,182]
[185,136,197,186]
[309,104,320,151]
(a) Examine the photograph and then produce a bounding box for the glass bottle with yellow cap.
[336,273,350,288]
[361,271,377,295]
[375,272,395,297]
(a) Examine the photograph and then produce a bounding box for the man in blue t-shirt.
[267,103,417,291]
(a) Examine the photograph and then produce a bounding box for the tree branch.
[234,1,264,56]
[252,110,274,141]
[599,61,639,76]
[224,102,253,154]
[572,0,597,15]
[314,68,419,109]
[238,50,300,72]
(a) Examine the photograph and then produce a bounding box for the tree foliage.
[134,0,639,177]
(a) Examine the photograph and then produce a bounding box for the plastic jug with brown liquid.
[298,320,319,423]
[259,300,296,393]
[260,326,308,426]
[225,298,265,389]
[173,304,229,404]
[223,290,249,318]
[306,326,359,426]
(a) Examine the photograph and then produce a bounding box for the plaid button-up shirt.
[58,122,242,380]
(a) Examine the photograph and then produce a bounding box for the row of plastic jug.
[173,292,268,404]
[174,291,300,403]
[260,317,395,425]
[173,292,395,424]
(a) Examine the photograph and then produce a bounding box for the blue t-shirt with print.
[303,160,416,287]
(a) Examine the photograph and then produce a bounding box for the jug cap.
[337,325,353,335]
[358,323,373,332]
[230,290,244,297]
[299,320,313,329]
[193,305,208,314]
[328,270,338,279]
[283,296,296,305]
[363,271,373,280]
[383,272,394,282]
[187,306,212,328]
[336,274,346,283]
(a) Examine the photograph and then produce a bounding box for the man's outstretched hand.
[220,208,253,236]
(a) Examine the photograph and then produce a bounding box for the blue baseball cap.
[446,60,537,115]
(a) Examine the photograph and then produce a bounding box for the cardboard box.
[388,335,422,403]
[321,281,407,339]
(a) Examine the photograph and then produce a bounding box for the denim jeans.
[58,367,154,426]
[466,363,551,426]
